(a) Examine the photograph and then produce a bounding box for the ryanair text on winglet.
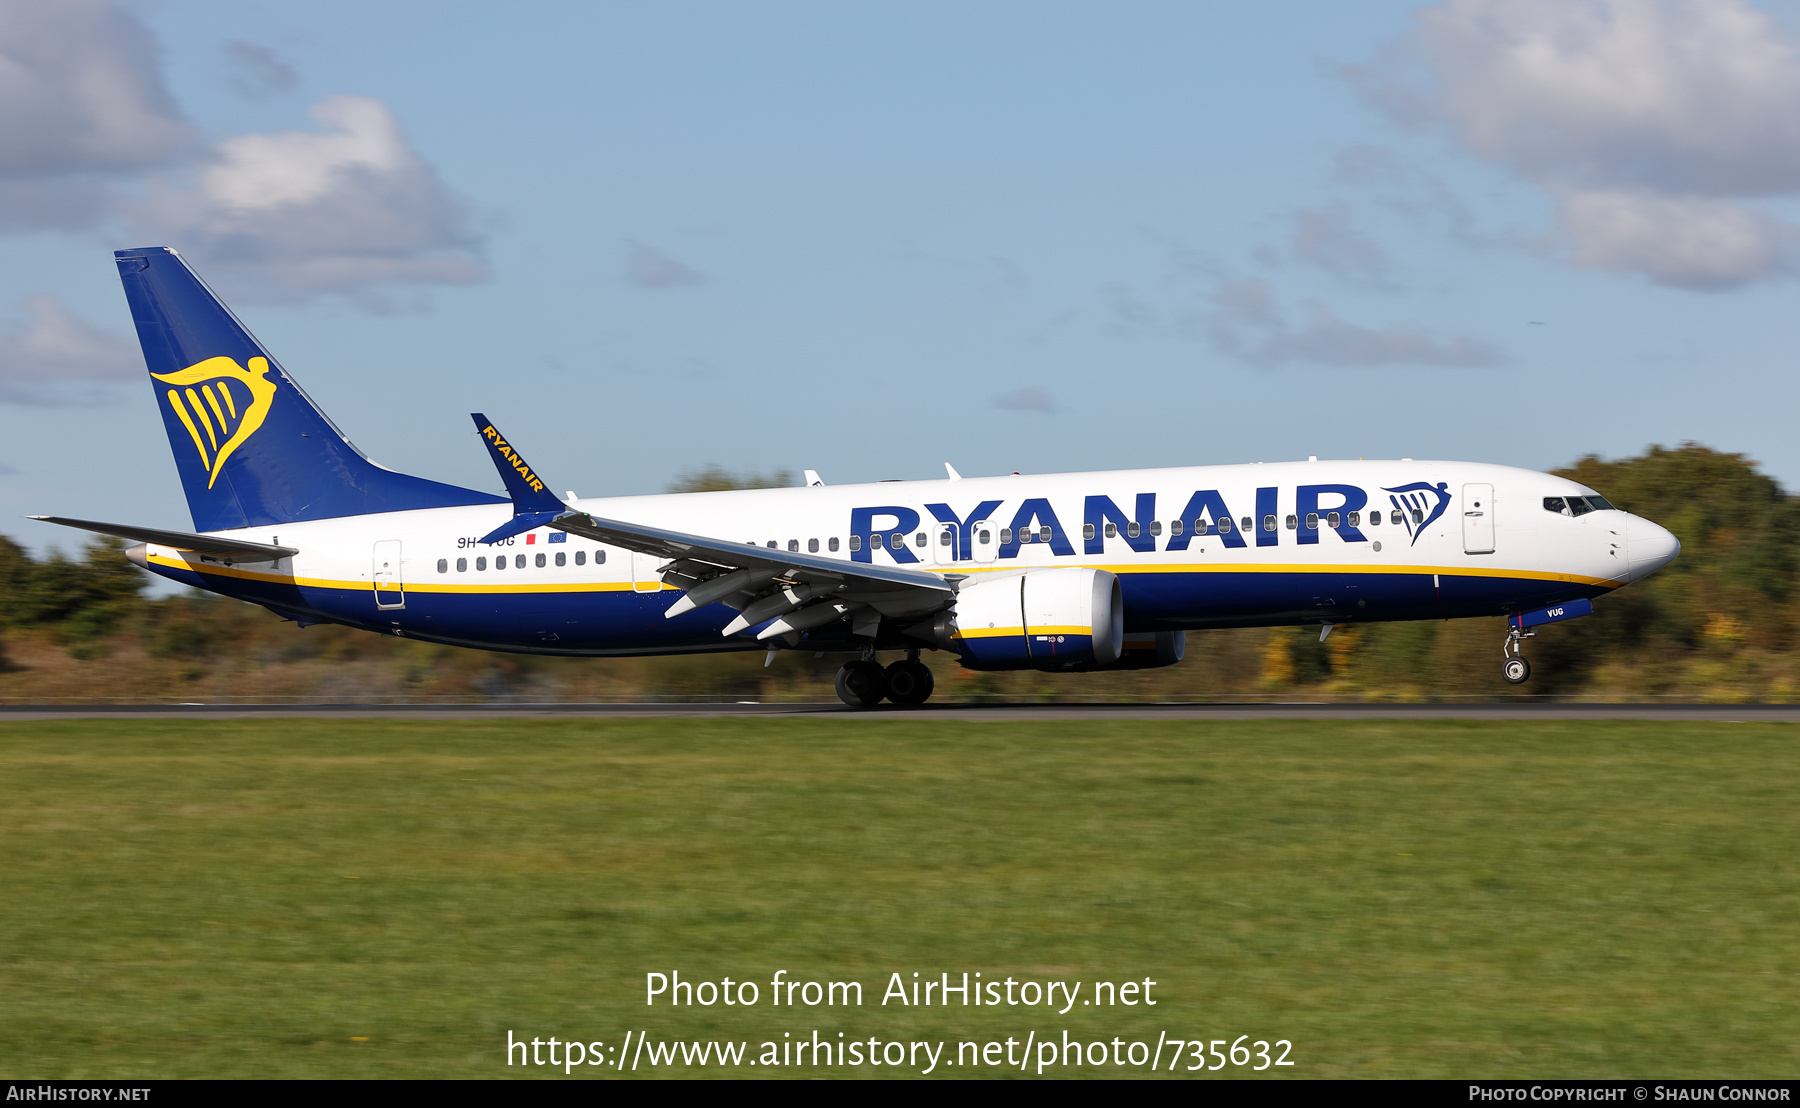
[480,423,547,494]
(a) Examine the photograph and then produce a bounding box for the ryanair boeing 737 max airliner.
[31,248,1680,706]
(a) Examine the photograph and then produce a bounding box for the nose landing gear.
[1502,626,1534,685]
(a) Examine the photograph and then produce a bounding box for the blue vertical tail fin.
[115,247,504,532]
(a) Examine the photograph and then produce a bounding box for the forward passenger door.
[1463,483,1495,554]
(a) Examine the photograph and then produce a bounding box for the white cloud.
[1557,189,1785,289]
[141,95,486,302]
[1253,304,1502,369]
[0,294,140,406]
[994,386,1056,413]
[625,241,705,289]
[0,0,194,228]
[1288,203,1398,289]
[1357,0,1800,288]
[1207,278,1501,369]
[223,40,298,100]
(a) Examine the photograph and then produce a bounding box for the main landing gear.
[1502,626,1534,685]
[834,649,935,708]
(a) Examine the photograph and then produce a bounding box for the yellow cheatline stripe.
[149,551,1618,595]
[932,560,1617,589]
[202,383,230,432]
[147,552,641,594]
[1028,625,1094,636]
[165,390,211,469]
[958,626,1024,639]
[186,387,219,451]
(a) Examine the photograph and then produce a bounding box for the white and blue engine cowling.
[937,568,1129,671]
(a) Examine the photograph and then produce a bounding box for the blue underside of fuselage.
[151,561,1612,658]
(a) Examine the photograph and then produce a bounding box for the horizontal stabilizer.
[28,516,297,561]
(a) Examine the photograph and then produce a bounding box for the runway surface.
[3,702,1799,721]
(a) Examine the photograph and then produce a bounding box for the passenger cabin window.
[437,558,447,573]
[476,556,487,570]
[916,533,927,547]
[1347,511,1360,527]
[849,535,862,552]
[1327,512,1340,529]
[456,557,468,572]
[1390,510,1403,525]
[1366,511,1379,526]
[977,528,990,544]
[891,532,905,548]
[1083,524,1096,540]
[871,534,884,549]
[809,538,819,553]
[1126,522,1140,539]
[1305,513,1319,530]
[767,540,777,549]
[1169,519,1183,537]
[535,553,546,567]
[1286,514,1297,530]
[829,537,840,552]
[494,557,504,571]
[1241,517,1253,532]
[1263,515,1276,532]
[1150,521,1162,537]
[1105,522,1117,538]
[1217,517,1233,533]
[575,550,586,565]
[516,554,527,568]
[1000,527,1014,543]
[789,539,799,552]
[1039,526,1053,542]
[595,549,606,563]
[555,552,566,567]
[1410,509,1422,525]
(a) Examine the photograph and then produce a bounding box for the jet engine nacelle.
[949,568,1124,671]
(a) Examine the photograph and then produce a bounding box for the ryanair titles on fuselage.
[847,479,1455,563]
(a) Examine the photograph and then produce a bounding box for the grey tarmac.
[2,702,1799,721]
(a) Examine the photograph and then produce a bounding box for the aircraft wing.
[551,510,955,636]
[469,413,952,640]
[28,516,297,561]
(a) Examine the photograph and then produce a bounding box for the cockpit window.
[1567,496,1594,517]
[1544,497,1568,515]
[1587,494,1616,511]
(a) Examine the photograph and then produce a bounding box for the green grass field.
[0,718,1795,1078]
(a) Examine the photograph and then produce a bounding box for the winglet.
[944,462,962,481]
[471,414,570,543]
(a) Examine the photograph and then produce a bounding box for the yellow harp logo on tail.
[151,356,278,489]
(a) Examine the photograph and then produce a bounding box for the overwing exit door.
[933,522,956,564]
[1463,483,1495,554]
[632,550,664,593]
[373,540,404,608]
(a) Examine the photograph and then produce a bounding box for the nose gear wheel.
[1501,626,1535,684]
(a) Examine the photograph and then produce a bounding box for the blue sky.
[6,1,1800,555]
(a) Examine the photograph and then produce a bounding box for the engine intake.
[949,568,1123,671]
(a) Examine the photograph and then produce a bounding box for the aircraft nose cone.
[1624,515,1680,581]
